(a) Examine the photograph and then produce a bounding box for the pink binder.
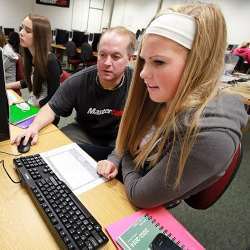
[106,206,205,250]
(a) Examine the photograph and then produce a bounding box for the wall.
[111,0,159,32]
[0,0,249,43]
[111,0,250,44]
[32,0,112,32]
[161,0,250,44]
[0,0,33,31]
[32,0,75,30]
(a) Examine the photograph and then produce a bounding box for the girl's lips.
[146,83,158,88]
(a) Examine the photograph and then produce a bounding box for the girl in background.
[3,31,20,83]
[6,14,61,108]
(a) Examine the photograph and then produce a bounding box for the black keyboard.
[14,154,109,250]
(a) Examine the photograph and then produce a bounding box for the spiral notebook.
[106,206,205,250]
[117,215,181,249]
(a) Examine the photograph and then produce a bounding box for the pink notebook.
[106,206,205,250]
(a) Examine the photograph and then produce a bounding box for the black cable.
[0,151,22,156]
[0,160,21,184]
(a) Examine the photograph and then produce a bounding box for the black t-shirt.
[49,65,133,146]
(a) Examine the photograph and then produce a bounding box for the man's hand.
[97,160,118,180]
[11,124,39,146]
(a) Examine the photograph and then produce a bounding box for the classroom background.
[1,0,250,249]
[0,0,250,44]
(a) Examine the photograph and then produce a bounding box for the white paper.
[7,90,18,104]
[41,143,106,194]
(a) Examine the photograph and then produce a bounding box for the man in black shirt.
[12,27,136,160]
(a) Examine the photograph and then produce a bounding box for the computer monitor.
[55,29,69,45]
[72,31,88,48]
[92,33,101,52]
[227,44,238,51]
[0,48,10,141]
[4,28,15,36]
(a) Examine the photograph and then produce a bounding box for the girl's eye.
[153,60,165,65]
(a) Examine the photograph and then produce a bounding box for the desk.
[0,128,136,249]
[221,81,250,105]
[51,43,98,56]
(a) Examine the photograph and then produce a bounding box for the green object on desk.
[117,215,164,250]
[9,102,39,125]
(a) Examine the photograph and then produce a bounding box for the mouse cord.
[0,151,22,184]
[0,160,21,184]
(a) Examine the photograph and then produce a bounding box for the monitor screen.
[55,29,69,45]
[92,33,101,52]
[0,48,10,141]
[72,31,88,48]
[4,28,15,36]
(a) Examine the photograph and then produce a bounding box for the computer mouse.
[17,137,32,154]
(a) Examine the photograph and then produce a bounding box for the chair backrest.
[79,42,93,62]
[184,144,242,209]
[65,41,77,59]
[224,53,239,75]
[60,70,71,84]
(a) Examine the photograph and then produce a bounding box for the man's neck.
[98,74,124,90]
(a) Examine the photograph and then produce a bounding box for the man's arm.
[11,104,56,146]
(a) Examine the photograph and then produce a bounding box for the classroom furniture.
[51,42,97,71]
[222,81,250,105]
[79,42,97,69]
[3,27,15,36]
[60,70,71,83]
[1,92,136,249]
[55,29,69,45]
[64,41,97,72]
[65,41,81,71]
[234,56,250,74]
[72,31,89,48]
[185,144,242,209]
[0,127,136,249]
[52,43,98,55]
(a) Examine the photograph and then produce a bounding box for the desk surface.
[0,128,135,249]
[51,43,98,56]
[221,81,250,105]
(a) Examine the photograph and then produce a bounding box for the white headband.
[145,11,196,49]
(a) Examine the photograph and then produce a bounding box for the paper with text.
[41,143,105,194]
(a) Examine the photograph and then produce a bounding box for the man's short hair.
[100,26,136,55]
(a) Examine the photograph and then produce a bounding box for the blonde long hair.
[116,3,227,187]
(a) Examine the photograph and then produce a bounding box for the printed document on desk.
[40,143,106,195]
